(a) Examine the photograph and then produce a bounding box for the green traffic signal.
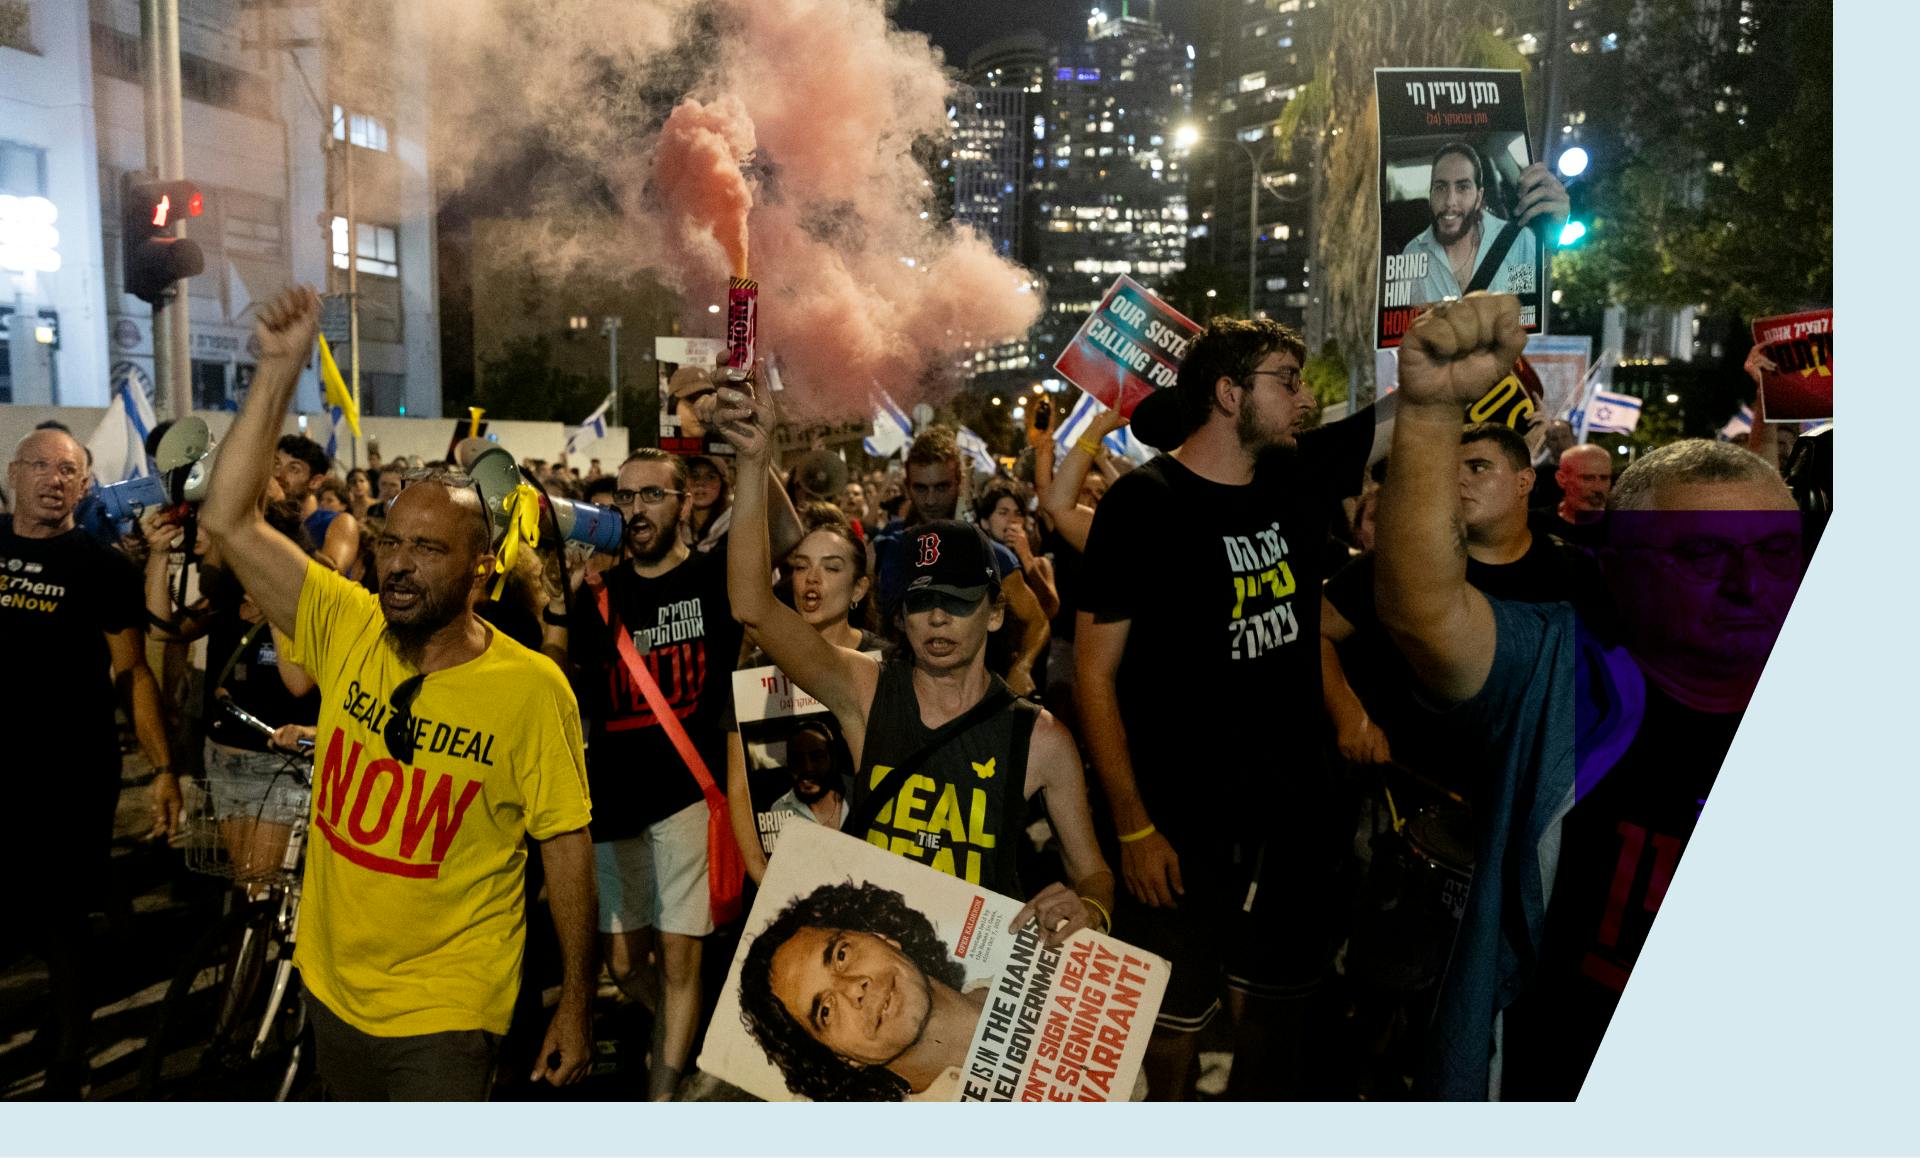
[1558,219,1589,247]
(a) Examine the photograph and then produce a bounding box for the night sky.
[892,0,1194,68]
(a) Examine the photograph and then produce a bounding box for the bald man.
[201,286,598,1100]
[1531,442,1613,549]
[4,425,178,1095]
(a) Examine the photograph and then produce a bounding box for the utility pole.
[1247,150,1259,320]
[1538,0,1568,337]
[601,316,623,428]
[140,0,191,419]
[340,115,362,467]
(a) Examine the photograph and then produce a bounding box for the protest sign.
[731,661,869,861]
[1375,68,1542,348]
[656,335,731,456]
[1750,309,1832,422]
[698,823,1169,1102]
[1524,334,1592,422]
[1053,275,1202,417]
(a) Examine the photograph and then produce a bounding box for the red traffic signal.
[123,175,205,306]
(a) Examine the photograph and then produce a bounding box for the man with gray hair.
[1373,294,1811,1100]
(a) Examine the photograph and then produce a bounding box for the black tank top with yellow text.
[853,661,1038,896]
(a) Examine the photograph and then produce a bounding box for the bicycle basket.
[176,772,311,887]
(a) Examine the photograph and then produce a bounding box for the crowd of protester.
[0,279,1826,1103]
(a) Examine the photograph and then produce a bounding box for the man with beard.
[1372,293,1810,1099]
[1077,317,1388,1099]
[1401,144,1566,305]
[2,425,178,1097]
[274,433,361,575]
[547,446,800,1100]
[200,286,597,1100]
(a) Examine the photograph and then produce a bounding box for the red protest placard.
[1750,309,1832,422]
[1053,276,1202,418]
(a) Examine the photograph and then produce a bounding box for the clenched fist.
[1396,293,1528,410]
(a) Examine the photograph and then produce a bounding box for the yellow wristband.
[1074,436,1103,458]
[1117,823,1157,844]
[1081,895,1112,935]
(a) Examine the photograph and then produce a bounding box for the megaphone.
[793,449,848,501]
[463,443,623,554]
[96,417,215,525]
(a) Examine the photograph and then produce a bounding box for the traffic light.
[1552,147,1592,248]
[122,174,205,306]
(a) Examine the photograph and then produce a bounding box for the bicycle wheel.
[138,897,311,1100]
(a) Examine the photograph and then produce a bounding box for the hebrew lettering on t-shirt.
[1222,520,1300,661]
[604,597,712,730]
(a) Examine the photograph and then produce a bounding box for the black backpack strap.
[999,697,1043,895]
[1464,219,1525,294]
[846,684,1016,840]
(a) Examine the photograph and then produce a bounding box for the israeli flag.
[863,390,914,458]
[86,365,159,486]
[321,404,346,462]
[567,394,613,456]
[956,426,996,477]
[1584,389,1644,435]
[1053,390,1154,466]
[1719,402,1754,442]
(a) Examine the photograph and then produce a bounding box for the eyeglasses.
[17,458,84,482]
[1615,534,1803,583]
[384,673,427,764]
[1243,368,1306,394]
[612,486,687,508]
[903,588,986,617]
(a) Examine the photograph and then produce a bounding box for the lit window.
[330,217,399,278]
[1238,71,1267,93]
[331,105,391,152]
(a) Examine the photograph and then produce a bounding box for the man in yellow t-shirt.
[201,286,597,1099]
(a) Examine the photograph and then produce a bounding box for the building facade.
[0,0,439,421]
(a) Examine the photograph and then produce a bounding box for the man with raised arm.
[199,286,596,1100]
[714,382,1115,947]
[1376,293,1807,1100]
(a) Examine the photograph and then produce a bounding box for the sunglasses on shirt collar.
[384,673,427,764]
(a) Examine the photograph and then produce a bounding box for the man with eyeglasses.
[546,446,799,1100]
[200,287,598,1099]
[2,426,179,1096]
[1372,293,1809,1100]
[1075,316,1390,1099]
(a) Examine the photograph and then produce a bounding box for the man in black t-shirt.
[1076,316,1382,1099]
[549,448,741,1100]
[1323,422,1605,785]
[2,427,180,1096]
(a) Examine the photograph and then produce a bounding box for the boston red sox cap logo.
[916,532,941,568]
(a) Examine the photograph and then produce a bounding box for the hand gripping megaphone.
[96,416,215,525]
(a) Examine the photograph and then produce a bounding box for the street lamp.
[1177,122,1263,320]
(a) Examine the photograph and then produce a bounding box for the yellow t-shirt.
[285,562,591,1036]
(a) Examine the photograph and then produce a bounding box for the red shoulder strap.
[586,572,724,807]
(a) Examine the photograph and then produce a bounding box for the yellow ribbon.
[491,482,542,600]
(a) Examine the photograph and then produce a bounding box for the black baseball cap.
[903,519,1002,603]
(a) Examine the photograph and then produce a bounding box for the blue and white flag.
[1719,402,1754,441]
[863,390,914,458]
[319,404,347,462]
[567,394,614,456]
[87,364,159,486]
[1053,390,1154,466]
[956,425,996,477]
[1584,389,1643,435]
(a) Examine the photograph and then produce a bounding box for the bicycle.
[138,701,315,1101]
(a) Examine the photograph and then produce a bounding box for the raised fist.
[1396,293,1528,410]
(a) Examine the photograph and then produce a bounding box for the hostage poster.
[1375,68,1543,348]
[1751,309,1833,422]
[731,660,873,861]
[656,335,732,457]
[698,823,1169,1102]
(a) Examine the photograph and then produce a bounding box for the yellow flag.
[315,332,361,439]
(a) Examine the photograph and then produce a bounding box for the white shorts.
[595,801,714,937]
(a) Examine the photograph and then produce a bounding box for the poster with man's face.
[698,824,1168,1102]
[656,336,732,456]
[1375,68,1541,348]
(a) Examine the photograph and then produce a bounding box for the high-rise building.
[0,0,440,418]
[1184,0,1328,340]
[1027,6,1192,374]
